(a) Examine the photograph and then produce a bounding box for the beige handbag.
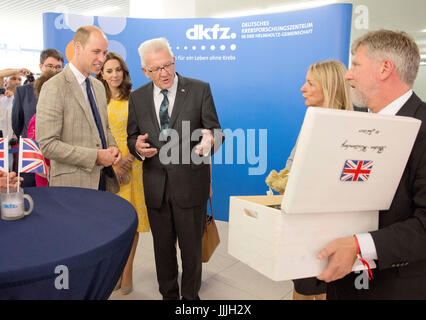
[202,198,220,263]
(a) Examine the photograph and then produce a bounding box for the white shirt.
[68,62,100,124]
[0,95,15,141]
[153,74,178,129]
[356,89,413,261]
[136,74,178,161]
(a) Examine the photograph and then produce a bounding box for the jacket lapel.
[169,74,187,129]
[63,65,100,138]
[90,77,108,134]
[147,82,161,136]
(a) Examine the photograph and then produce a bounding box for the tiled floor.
[109,221,294,300]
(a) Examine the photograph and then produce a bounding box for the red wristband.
[354,235,374,280]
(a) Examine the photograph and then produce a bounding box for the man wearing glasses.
[127,37,222,300]
[12,49,64,187]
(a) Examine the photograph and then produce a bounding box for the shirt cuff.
[355,233,378,261]
[136,150,145,161]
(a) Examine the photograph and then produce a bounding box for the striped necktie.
[159,89,170,136]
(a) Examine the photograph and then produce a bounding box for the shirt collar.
[378,89,413,116]
[69,62,88,86]
[153,73,178,97]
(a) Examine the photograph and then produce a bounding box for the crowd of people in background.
[1,26,425,300]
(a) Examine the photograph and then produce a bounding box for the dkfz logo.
[186,24,237,40]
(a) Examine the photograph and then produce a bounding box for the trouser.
[21,173,36,188]
[147,180,206,300]
[98,169,106,191]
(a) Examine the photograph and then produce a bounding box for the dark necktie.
[85,77,107,149]
[85,77,111,191]
[159,89,170,136]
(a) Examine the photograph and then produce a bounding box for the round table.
[0,187,138,299]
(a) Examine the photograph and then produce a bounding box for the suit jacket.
[12,83,38,138]
[329,93,426,299]
[127,74,223,209]
[35,64,119,193]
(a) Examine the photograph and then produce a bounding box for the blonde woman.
[97,52,150,295]
[289,60,352,300]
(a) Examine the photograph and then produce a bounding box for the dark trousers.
[147,180,206,300]
[21,173,36,188]
[98,169,106,191]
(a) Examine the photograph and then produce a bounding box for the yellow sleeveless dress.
[107,99,150,233]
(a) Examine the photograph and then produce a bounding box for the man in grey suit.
[127,38,223,300]
[36,26,120,193]
[12,49,64,187]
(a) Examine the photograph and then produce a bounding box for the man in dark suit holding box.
[127,37,223,300]
[317,29,426,299]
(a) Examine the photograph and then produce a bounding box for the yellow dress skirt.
[107,99,150,233]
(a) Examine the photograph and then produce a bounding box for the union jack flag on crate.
[0,138,9,173]
[18,138,48,174]
[340,160,373,182]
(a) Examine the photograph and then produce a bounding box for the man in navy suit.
[317,30,426,299]
[12,49,63,187]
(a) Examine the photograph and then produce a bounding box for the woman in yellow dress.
[97,52,150,295]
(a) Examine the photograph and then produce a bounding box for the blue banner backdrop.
[43,3,352,221]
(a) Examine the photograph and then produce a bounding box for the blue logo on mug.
[3,204,18,209]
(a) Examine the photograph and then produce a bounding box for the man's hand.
[195,129,214,156]
[135,133,158,158]
[316,236,358,283]
[108,146,121,166]
[97,148,120,167]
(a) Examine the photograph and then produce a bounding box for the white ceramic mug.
[1,188,34,220]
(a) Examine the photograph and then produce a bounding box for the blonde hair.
[351,29,420,87]
[309,60,352,110]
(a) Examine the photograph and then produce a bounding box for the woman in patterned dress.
[97,52,150,295]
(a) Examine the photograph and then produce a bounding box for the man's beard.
[350,87,369,109]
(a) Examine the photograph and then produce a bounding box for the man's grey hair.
[352,29,420,87]
[138,38,174,68]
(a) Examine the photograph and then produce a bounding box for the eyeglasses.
[43,64,62,71]
[146,62,174,74]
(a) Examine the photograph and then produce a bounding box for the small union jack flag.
[18,138,48,174]
[0,138,9,173]
[340,160,373,182]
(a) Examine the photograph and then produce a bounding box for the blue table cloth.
[0,187,138,299]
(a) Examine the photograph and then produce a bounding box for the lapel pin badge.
[181,89,185,92]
